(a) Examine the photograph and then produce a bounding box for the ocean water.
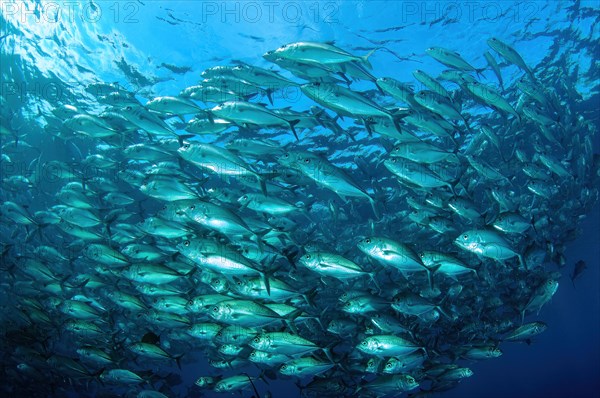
[1,1,599,397]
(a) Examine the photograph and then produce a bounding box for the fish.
[300,82,403,133]
[426,47,483,75]
[483,51,504,89]
[279,357,335,377]
[487,37,535,78]
[178,141,266,191]
[465,81,520,120]
[280,151,380,217]
[145,96,202,115]
[504,322,548,343]
[357,236,429,275]
[269,41,376,68]
[571,260,587,287]
[455,229,524,267]
[210,101,300,140]
[0,31,597,398]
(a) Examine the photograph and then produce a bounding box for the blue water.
[1,1,599,397]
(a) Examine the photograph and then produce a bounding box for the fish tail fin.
[322,341,338,364]
[390,113,404,135]
[375,80,386,95]
[475,67,486,79]
[425,264,441,291]
[260,270,272,296]
[265,88,274,105]
[244,372,264,397]
[368,196,380,220]
[288,119,300,141]
[258,174,267,196]
[206,110,214,123]
[363,117,374,137]
[177,134,195,147]
[360,47,379,70]
[252,228,270,253]
[517,253,526,270]
[368,271,381,293]
[174,353,184,370]
[302,287,318,308]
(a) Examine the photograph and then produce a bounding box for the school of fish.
[1,37,599,398]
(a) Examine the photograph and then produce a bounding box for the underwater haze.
[1,1,599,397]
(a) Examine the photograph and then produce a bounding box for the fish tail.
[360,47,379,70]
[368,196,380,220]
[257,174,267,196]
[265,88,274,105]
[322,341,337,364]
[174,353,184,370]
[368,271,381,293]
[177,134,195,146]
[302,287,318,308]
[363,117,374,137]
[375,80,386,95]
[259,270,271,296]
[517,253,526,270]
[475,67,487,79]
[288,119,300,141]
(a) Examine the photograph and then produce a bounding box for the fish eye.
[365,238,371,244]
[281,365,287,370]
[184,240,190,247]
[304,158,310,163]
[190,205,195,210]
[253,337,260,343]
[361,341,367,345]
[463,234,468,239]
[212,306,218,312]
[305,254,311,259]
[385,363,392,368]
[125,106,132,111]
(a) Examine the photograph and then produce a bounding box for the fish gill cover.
[0,1,599,397]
